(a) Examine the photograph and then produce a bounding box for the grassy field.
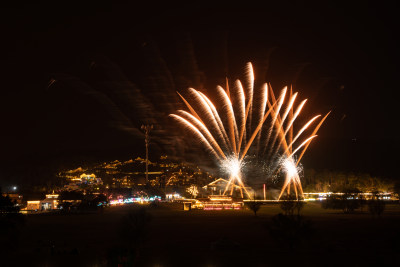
[3,202,400,266]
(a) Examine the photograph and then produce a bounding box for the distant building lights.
[109,196,161,206]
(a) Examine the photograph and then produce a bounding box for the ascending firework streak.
[170,63,329,199]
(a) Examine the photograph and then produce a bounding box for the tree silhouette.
[0,195,25,254]
[280,194,305,216]
[245,201,261,216]
[0,195,20,214]
[368,191,386,217]
[322,188,361,214]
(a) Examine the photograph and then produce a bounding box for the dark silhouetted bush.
[0,195,25,253]
[245,201,262,216]
[267,213,313,250]
[368,192,386,217]
[322,188,361,213]
[280,194,305,216]
[108,208,152,266]
[119,208,152,248]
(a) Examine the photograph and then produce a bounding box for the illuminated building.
[26,193,59,211]
[202,178,254,197]
[26,201,41,211]
[187,195,243,210]
[165,193,183,201]
[80,173,102,185]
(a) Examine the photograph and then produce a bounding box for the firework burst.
[170,63,329,199]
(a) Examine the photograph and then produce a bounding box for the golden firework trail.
[170,63,329,199]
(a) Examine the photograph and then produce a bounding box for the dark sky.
[0,1,398,184]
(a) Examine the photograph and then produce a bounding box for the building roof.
[203,178,242,189]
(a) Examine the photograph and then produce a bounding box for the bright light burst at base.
[170,62,329,199]
[279,156,303,199]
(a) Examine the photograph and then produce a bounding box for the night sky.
[0,1,398,185]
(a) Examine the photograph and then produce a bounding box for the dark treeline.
[302,169,395,193]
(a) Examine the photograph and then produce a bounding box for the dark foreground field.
[3,203,400,267]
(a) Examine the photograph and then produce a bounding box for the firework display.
[170,63,329,199]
